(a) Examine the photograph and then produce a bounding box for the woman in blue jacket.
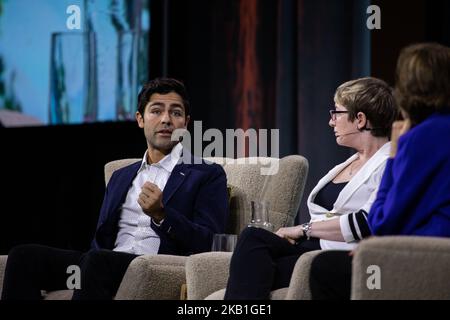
[309,42,450,299]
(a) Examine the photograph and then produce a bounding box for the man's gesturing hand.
[138,182,165,222]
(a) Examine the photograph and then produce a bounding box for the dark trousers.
[224,227,320,300]
[309,250,353,300]
[1,244,138,300]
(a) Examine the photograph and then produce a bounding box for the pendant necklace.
[349,158,359,176]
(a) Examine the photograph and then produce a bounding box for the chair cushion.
[204,287,288,300]
[43,289,73,300]
[205,288,226,300]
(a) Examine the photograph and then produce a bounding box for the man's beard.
[149,135,177,153]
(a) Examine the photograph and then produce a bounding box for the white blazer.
[307,142,391,250]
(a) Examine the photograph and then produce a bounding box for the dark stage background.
[1,0,449,253]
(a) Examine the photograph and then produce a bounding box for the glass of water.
[247,200,274,232]
[211,234,237,252]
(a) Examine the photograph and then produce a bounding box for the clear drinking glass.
[247,200,274,231]
[84,0,149,121]
[115,30,140,120]
[211,234,237,252]
[49,32,97,124]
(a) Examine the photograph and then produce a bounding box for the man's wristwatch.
[301,222,313,240]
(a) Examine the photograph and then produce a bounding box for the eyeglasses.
[329,110,349,120]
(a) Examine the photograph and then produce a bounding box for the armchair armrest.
[1,254,187,300]
[115,254,187,300]
[351,236,450,300]
[0,255,7,298]
[186,250,324,300]
[285,250,322,300]
[185,252,232,300]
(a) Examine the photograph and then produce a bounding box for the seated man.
[1,78,229,300]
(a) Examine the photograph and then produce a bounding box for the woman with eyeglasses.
[224,77,399,300]
[308,42,450,300]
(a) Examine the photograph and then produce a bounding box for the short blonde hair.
[334,77,398,137]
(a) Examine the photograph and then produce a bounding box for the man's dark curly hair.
[137,78,190,116]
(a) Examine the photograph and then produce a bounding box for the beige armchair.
[185,155,311,300]
[0,155,309,300]
[186,236,450,300]
[350,236,450,300]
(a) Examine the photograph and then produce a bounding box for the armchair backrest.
[105,158,140,186]
[351,236,450,300]
[104,155,309,235]
[205,156,308,234]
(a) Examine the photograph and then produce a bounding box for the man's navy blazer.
[91,155,229,255]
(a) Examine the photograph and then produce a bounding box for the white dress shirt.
[113,143,182,255]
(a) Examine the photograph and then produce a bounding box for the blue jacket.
[369,112,450,237]
[91,156,229,255]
